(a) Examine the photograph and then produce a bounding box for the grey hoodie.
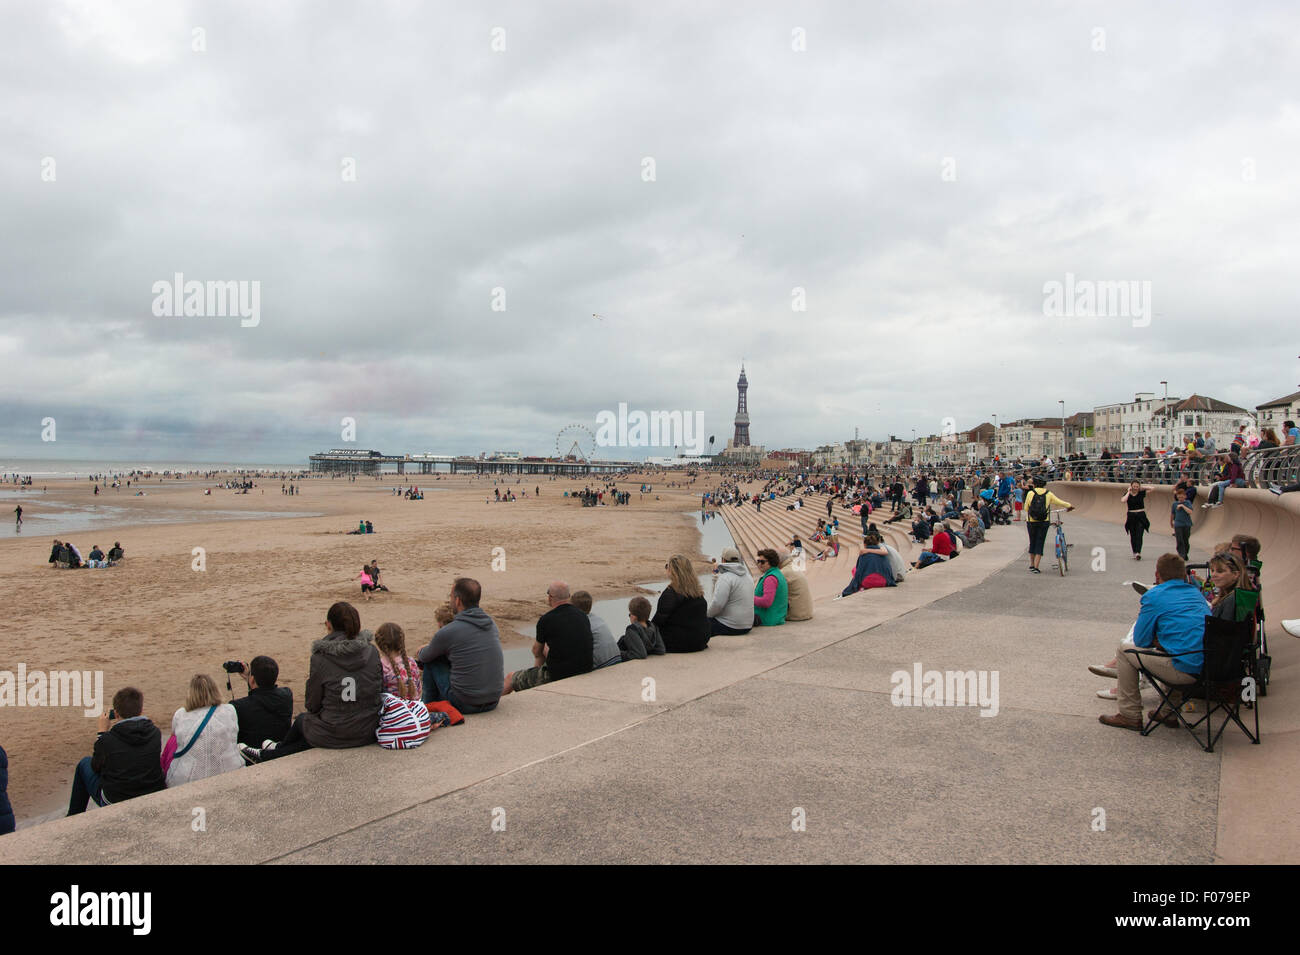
[417,606,505,707]
[708,561,755,630]
[619,620,666,660]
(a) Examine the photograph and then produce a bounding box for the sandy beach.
[0,472,717,823]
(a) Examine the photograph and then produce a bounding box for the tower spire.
[732,364,750,447]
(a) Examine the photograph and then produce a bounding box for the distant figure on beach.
[247,602,382,762]
[87,544,106,567]
[107,542,124,563]
[13,504,20,527]
[49,539,62,567]
[504,581,593,694]
[417,581,504,713]
[359,565,376,600]
[166,674,242,788]
[654,556,710,652]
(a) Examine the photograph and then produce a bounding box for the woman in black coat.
[654,555,710,653]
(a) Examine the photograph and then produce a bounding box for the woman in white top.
[166,674,243,787]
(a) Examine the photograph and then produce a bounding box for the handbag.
[162,705,216,773]
[376,693,440,749]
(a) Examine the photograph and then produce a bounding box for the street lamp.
[1059,400,1065,459]
[1160,380,1168,452]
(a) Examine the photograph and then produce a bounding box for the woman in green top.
[752,548,789,626]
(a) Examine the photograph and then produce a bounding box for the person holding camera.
[67,687,165,815]
[228,656,293,750]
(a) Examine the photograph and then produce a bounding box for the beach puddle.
[0,501,321,539]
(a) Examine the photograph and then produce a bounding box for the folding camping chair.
[1124,617,1260,753]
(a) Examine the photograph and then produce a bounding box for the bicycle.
[1051,508,1071,576]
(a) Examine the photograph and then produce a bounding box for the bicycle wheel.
[1057,531,1068,575]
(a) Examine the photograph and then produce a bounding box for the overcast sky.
[2,0,1298,465]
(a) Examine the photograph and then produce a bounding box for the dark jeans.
[421,659,499,714]
[709,617,752,636]
[261,713,313,760]
[67,756,107,815]
[1174,525,1191,561]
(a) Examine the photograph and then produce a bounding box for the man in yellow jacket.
[1024,477,1074,574]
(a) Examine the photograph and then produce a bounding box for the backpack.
[376,693,444,749]
[1028,489,1049,521]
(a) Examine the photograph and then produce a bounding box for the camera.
[222,661,245,674]
[108,708,116,719]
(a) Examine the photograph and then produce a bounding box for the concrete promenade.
[3,500,1295,864]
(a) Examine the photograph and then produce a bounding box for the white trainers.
[1096,686,1118,700]
[1088,664,1118,679]
[1282,619,1300,638]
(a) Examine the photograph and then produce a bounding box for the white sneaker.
[1282,619,1300,638]
[1096,686,1118,700]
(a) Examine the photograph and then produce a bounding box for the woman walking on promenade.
[1023,478,1073,574]
[1122,481,1153,560]
[654,555,710,652]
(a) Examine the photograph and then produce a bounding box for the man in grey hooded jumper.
[417,577,505,713]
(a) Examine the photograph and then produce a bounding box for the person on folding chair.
[1100,553,1208,732]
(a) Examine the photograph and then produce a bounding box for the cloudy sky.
[2,0,1298,465]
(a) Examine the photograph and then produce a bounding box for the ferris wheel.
[555,424,596,462]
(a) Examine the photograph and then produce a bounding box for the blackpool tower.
[732,365,750,447]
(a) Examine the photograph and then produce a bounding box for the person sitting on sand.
[619,596,667,660]
[655,556,711,653]
[166,674,243,788]
[573,590,621,669]
[245,602,382,762]
[375,623,422,701]
[87,544,106,568]
[417,581,505,714]
[504,581,594,693]
[49,539,62,567]
[359,565,377,600]
[66,542,83,569]
[107,542,123,563]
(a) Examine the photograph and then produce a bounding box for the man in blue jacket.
[1100,553,1207,731]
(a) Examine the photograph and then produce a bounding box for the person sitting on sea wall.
[910,514,931,543]
[779,551,814,621]
[842,532,895,595]
[752,549,788,627]
[0,744,13,835]
[619,596,666,660]
[707,547,754,635]
[67,687,165,815]
[572,590,621,669]
[246,602,382,762]
[230,656,293,751]
[375,623,423,700]
[655,556,711,653]
[504,582,593,692]
[166,674,243,788]
[417,582,504,714]
[912,524,954,569]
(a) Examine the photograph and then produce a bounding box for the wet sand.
[0,472,717,823]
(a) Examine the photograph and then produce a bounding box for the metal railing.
[1019,447,1300,488]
